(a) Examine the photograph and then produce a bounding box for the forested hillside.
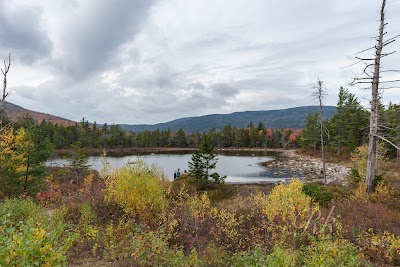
[4,102,75,126]
[120,106,337,132]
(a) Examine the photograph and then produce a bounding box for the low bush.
[302,182,333,204]
[0,198,77,267]
[300,237,361,267]
[231,245,297,267]
[104,160,169,222]
[358,229,400,265]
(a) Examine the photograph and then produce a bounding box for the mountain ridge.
[4,102,336,132]
[120,106,337,132]
[4,102,76,127]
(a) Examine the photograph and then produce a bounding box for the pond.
[47,151,297,183]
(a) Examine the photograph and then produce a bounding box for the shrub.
[231,245,297,267]
[302,182,333,204]
[0,197,44,224]
[0,198,77,267]
[207,183,236,201]
[101,218,136,261]
[201,242,230,267]
[231,245,269,266]
[357,229,400,265]
[263,179,319,246]
[266,245,297,267]
[300,237,362,267]
[75,203,100,256]
[349,145,386,188]
[130,229,170,266]
[104,160,169,221]
[350,182,396,204]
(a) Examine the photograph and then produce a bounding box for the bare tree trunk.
[0,53,11,112]
[320,113,326,185]
[365,0,385,192]
[0,53,11,131]
[313,79,327,185]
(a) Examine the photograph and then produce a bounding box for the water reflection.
[48,151,295,183]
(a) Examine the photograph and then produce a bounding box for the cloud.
[0,2,52,64]
[43,0,156,79]
[3,0,400,125]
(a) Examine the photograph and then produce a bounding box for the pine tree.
[329,87,369,154]
[300,113,320,153]
[0,127,52,196]
[188,134,218,181]
[64,141,91,187]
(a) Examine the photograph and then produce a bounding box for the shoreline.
[54,147,350,185]
[270,150,351,184]
[53,146,278,156]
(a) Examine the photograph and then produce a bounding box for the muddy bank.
[264,149,350,184]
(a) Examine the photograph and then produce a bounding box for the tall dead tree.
[0,53,11,131]
[313,79,327,185]
[351,0,400,192]
[1,53,11,111]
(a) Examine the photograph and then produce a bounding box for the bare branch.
[379,86,400,89]
[383,34,400,43]
[355,46,376,55]
[373,134,400,150]
[380,51,396,57]
[355,56,376,61]
[1,53,11,126]
[380,79,400,83]
[378,125,397,130]
[380,69,400,73]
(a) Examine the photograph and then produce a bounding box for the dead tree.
[350,0,400,192]
[0,53,11,132]
[312,79,328,185]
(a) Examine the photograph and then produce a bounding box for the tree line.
[4,86,400,159]
[10,116,300,150]
[300,87,400,159]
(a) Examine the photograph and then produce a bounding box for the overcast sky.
[1,0,400,124]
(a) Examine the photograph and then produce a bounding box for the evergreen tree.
[188,134,218,181]
[0,127,53,196]
[329,87,368,154]
[300,113,320,153]
[381,102,400,159]
[174,128,187,147]
[64,141,91,187]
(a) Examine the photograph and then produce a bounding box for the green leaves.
[0,127,52,197]
[188,135,219,181]
[0,198,77,267]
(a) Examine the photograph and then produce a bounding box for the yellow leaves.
[351,182,395,203]
[0,128,34,193]
[263,179,317,226]
[361,229,400,264]
[188,192,211,219]
[350,145,369,179]
[351,144,388,180]
[104,160,169,221]
[34,228,46,239]
[211,208,244,249]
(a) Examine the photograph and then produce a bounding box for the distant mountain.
[4,102,76,126]
[120,106,337,132]
[4,103,337,132]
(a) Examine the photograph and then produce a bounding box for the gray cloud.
[4,0,400,124]
[49,0,156,79]
[0,2,52,64]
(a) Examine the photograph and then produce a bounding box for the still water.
[48,151,293,183]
